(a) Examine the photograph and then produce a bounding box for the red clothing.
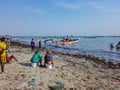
[7,57,12,61]
[48,60,54,64]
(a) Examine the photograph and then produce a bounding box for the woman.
[0,37,7,73]
[30,50,42,66]
[31,38,35,51]
[44,50,54,67]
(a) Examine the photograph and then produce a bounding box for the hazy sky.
[0,0,120,36]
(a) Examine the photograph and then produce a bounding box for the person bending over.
[30,50,42,66]
[6,55,18,63]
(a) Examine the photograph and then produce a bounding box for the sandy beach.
[0,42,120,90]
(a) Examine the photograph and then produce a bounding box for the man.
[0,37,7,73]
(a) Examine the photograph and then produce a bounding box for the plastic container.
[47,64,52,69]
[16,82,27,89]
[29,78,36,85]
[31,63,37,67]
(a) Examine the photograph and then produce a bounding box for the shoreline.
[0,41,119,89]
[11,41,120,69]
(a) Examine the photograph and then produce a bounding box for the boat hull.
[56,39,79,45]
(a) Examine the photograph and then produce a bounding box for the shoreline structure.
[11,41,120,69]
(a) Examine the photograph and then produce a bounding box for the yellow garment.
[0,42,6,63]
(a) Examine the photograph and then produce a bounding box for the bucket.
[31,63,37,67]
[47,64,52,69]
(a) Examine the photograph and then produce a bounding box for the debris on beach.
[16,82,28,90]
[48,80,64,90]
[29,77,36,85]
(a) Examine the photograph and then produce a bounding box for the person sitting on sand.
[30,50,42,66]
[44,50,54,67]
[6,55,18,63]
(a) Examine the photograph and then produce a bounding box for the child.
[44,50,54,67]
[30,50,42,66]
[6,55,18,63]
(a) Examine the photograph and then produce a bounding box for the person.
[39,40,41,48]
[5,55,18,63]
[30,50,42,66]
[44,50,54,67]
[5,38,10,52]
[31,38,35,51]
[110,43,114,50]
[0,37,7,73]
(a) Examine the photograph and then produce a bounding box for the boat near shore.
[116,45,120,49]
[116,42,120,49]
[56,38,79,45]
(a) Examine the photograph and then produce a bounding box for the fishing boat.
[56,38,79,45]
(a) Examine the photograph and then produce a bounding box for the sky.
[0,0,120,36]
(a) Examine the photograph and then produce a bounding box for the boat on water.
[116,42,120,49]
[56,38,79,45]
[44,38,54,44]
[116,45,120,49]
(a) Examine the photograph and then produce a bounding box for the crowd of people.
[0,37,54,74]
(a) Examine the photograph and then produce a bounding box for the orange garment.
[0,42,6,63]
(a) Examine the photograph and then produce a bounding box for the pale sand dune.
[0,45,120,90]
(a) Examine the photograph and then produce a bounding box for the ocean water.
[14,36,120,64]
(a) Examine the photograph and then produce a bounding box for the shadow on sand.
[19,62,31,67]
[19,62,47,68]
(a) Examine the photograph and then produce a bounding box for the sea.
[11,36,120,64]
